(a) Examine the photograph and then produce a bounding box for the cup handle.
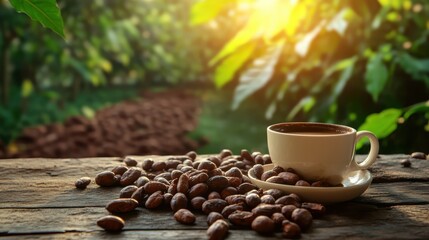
[352,131,379,170]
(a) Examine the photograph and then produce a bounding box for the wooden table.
[0,154,428,239]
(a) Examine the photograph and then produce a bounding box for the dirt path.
[0,90,204,158]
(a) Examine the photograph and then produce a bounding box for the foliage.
[9,0,64,37]
[192,0,429,150]
[0,0,222,144]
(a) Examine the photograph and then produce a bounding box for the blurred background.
[0,0,428,158]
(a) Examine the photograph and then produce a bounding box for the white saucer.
[248,164,372,204]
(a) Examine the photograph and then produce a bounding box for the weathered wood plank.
[1,179,427,208]
[1,154,428,183]
[368,154,429,183]
[0,204,428,235]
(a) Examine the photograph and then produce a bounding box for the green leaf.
[356,108,403,149]
[326,9,350,36]
[287,96,315,120]
[21,79,33,97]
[365,53,389,102]
[9,0,65,37]
[231,40,284,110]
[82,106,95,119]
[404,101,429,120]
[190,0,231,25]
[295,22,324,57]
[397,52,429,87]
[214,42,256,88]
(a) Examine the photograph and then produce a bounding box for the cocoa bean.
[226,177,242,188]
[411,152,426,159]
[163,193,173,207]
[261,170,277,181]
[202,199,228,214]
[189,172,209,186]
[272,166,285,174]
[281,205,297,219]
[219,149,233,159]
[119,185,138,198]
[120,167,142,186]
[266,176,286,184]
[186,151,197,161]
[142,159,154,171]
[174,209,196,225]
[237,183,257,194]
[301,202,326,217]
[124,157,138,167]
[228,211,255,227]
[251,151,262,158]
[252,203,282,217]
[221,204,244,218]
[171,170,183,180]
[198,160,217,171]
[277,172,300,185]
[188,183,209,199]
[262,154,272,164]
[183,159,193,166]
[157,172,172,181]
[295,180,310,187]
[171,192,188,212]
[95,171,116,187]
[291,208,313,231]
[252,164,264,179]
[166,160,182,169]
[208,191,221,200]
[208,156,221,167]
[191,196,206,210]
[241,149,253,162]
[154,176,170,185]
[135,176,150,187]
[275,195,301,207]
[131,186,145,205]
[282,220,301,238]
[207,212,225,226]
[145,191,164,209]
[251,215,275,234]
[254,155,264,165]
[112,166,128,175]
[192,161,201,169]
[144,181,168,194]
[220,187,238,199]
[151,161,167,171]
[75,177,91,189]
[225,194,246,205]
[401,159,412,168]
[97,216,125,232]
[168,178,178,195]
[225,167,242,178]
[263,189,285,199]
[208,168,223,177]
[260,195,275,204]
[311,181,331,187]
[207,176,229,191]
[207,219,229,240]
[177,174,190,194]
[106,198,139,213]
[245,193,261,208]
[272,212,286,227]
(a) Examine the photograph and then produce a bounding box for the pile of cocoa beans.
[252,164,343,187]
[76,149,326,239]
[2,91,202,158]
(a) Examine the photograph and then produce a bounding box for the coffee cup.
[267,122,379,185]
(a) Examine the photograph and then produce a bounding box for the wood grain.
[0,154,428,239]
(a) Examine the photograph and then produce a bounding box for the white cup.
[267,122,379,185]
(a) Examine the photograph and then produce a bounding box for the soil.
[0,90,206,158]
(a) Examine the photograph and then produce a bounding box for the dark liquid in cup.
[270,123,352,135]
